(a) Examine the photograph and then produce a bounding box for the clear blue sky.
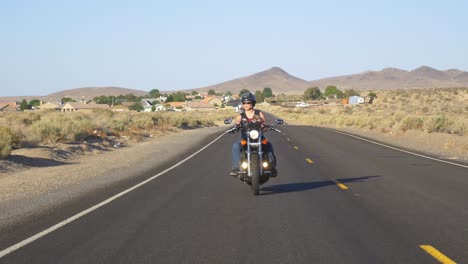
[1,0,467,96]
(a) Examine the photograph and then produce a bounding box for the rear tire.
[251,154,260,195]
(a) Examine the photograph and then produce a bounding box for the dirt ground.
[335,127,468,162]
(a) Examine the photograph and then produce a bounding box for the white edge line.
[0,132,228,258]
[321,127,468,169]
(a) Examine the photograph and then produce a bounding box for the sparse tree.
[324,86,341,99]
[29,99,41,107]
[208,89,216,95]
[94,95,114,105]
[239,89,250,96]
[19,99,31,111]
[344,89,360,98]
[166,94,174,102]
[171,92,187,102]
[129,102,144,111]
[303,87,321,100]
[367,92,377,104]
[118,94,138,102]
[191,90,198,95]
[61,97,75,103]
[149,89,160,98]
[263,87,274,98]
[255,90,264,103]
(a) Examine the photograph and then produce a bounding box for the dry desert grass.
[0,109,233,160]
[259,88,468,161]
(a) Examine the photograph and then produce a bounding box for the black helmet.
[241,92,256,106]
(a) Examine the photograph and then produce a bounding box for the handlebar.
[266,125,282,133]
[225,125,240,134]
[225,124,281,134]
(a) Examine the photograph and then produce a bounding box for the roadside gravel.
[328,127,468,163]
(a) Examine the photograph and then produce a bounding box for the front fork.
[246,134,263,177]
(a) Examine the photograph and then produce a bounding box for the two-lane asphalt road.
[1,121,467,263]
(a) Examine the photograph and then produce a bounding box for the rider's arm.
[234,115,242,125]
[259,111,267,124]
[259,111,268,131]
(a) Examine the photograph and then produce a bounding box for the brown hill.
[46,87,148,101]
[0,87,149,103]
[3,66,468,102]
[308,66,468,90]
[190,67,311,95]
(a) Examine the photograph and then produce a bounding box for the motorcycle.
[226,120,281,195]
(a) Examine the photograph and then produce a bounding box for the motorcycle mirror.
[275,119,284,125]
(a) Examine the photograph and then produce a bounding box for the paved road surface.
[1,120,467,263]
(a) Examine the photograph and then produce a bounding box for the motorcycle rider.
[230,92,278,177]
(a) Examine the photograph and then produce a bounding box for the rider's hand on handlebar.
[227,124,240,134]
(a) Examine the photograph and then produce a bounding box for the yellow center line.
[306,158,314,164]
[332,179,349,190]
[420,245,456,264]
[293,146,299,150]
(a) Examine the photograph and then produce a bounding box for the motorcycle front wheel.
[250,154,260,195]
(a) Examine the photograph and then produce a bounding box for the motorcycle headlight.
[241,161,248,169]
[249,130,259,140]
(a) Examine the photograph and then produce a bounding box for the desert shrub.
[451,121,466,136]
[421,107,430,114]
[344,119,355,126]
[130,114,155,130]
[399,117,424,131]
[341,107,353,114]
[92,108,114,118]
[425,116,454,134]
[0,126,18,159]
[112,113,132,132]
[29,119,63,144]
[20,112,41,126]
[27,113,94,144]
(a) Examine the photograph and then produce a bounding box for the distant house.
[166,102,187,111]
[61,102,110,112]
[111,104,130,112]
[0,102,18,112]
[37,102,60,111]
[141,100,155,112]
[186,101,216,111]
[140,98,158,104]
[225,99,241,107]
[224,99,242,112]
[151,104,164,111]
[348,96,365,105]
[203,96,223,107]
[154,95,167,103]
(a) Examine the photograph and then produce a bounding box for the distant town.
[0,86,377,114]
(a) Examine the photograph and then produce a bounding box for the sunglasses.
[242,102,252,105]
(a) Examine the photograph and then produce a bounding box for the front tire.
[250,154,260,195]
